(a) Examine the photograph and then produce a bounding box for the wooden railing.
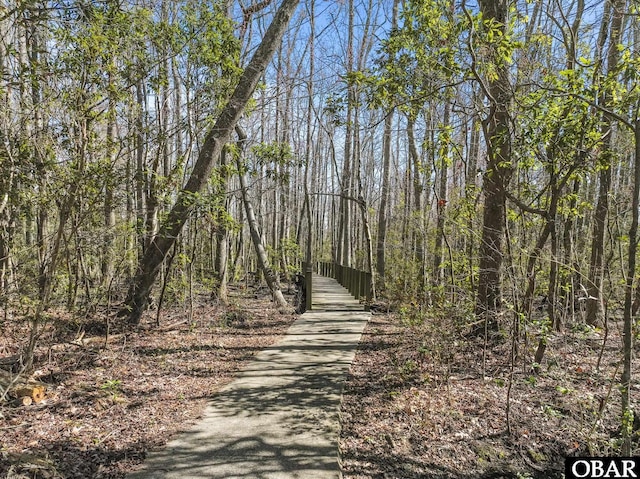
[316,261,372,311]
[293,260,372,312]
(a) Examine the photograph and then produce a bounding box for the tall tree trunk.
[214,147,230,304]
[102,72,117,291]
[621,12,638,458]
[407,114,425,291]
[0,169,14,298]
[21,5,49,301]
[560,178,580,318]
[0,10,13,297]
[159,0,172,179]
[475,0,514,331]
[123,0,300,324]
[586,0,625,326]
[134,81,147,256]
[337,0,355,267]
[302,0,315,278]
[433,102,451,285]
[279,76,292,278]
[376,0,399,290]
[466,109,481,291]
[621,118,639,456]
[236,126,289,309]
[376,108,392,284]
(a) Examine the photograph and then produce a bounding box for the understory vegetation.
[341,310,635,479]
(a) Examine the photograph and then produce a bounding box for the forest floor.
[0,284,299,479]
[0,285,637,479]
[339,308,638,479]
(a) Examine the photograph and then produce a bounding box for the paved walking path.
[128,274,370,479]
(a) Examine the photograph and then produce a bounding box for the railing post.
[305,261,313,310]
[350,268,355,297]
[310,260,373,310]
[365,272,372,311]
[347,267,351,293]
[345,267,350,293]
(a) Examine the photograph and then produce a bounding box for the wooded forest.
[2,0,640,476]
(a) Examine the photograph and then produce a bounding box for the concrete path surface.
[128,274,370,479]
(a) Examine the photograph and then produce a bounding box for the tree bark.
[134,81,147,255]
[235,125,289,309]
[433,102,451,285]
[465,108,481,291]
[621,118,639,456]
[376,108,392,285]
[337,0,355,268]
[407,114,425,291]
[123,0,300,324]
[213,147,230,304]
[102,70,117,291]
[475,0,514,331]
[375,0,399,290]
[585,0,624,326]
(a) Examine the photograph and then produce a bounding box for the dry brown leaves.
[339,314,639,479]
[0,288,297,479]
[3,289,637,479]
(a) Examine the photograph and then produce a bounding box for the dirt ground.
[339,311,639,479]
[0,286,298,479]
[1,288,638,479]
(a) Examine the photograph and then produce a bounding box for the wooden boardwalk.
[128,274,370,479]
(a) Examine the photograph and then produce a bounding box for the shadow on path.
[128,275,370,479]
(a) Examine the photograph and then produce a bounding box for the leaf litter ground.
[0,285,297,479]
[339,312,640,479]
[1,292,638,478]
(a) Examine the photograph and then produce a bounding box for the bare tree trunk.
[214,147,230,304]
[337,0,355,267]
[302,0,315,281]
[466,108,481,291]
[0,165,14,298]
[0,5,14,298]
[376,109,392,281]
[21,6,49,301]
[102,72,117,291]
[134,81,147,256]
[433,102,451,285]
[357,195,375,299]
[375,0,399,290]
[475,0,514,332]
[586,0,623,326]
[621,118,639,456]
[621,11,639,457]
[236,125,289,309]
[123,0,300,324]
[407,114,425,291]
[586,162,612,326]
